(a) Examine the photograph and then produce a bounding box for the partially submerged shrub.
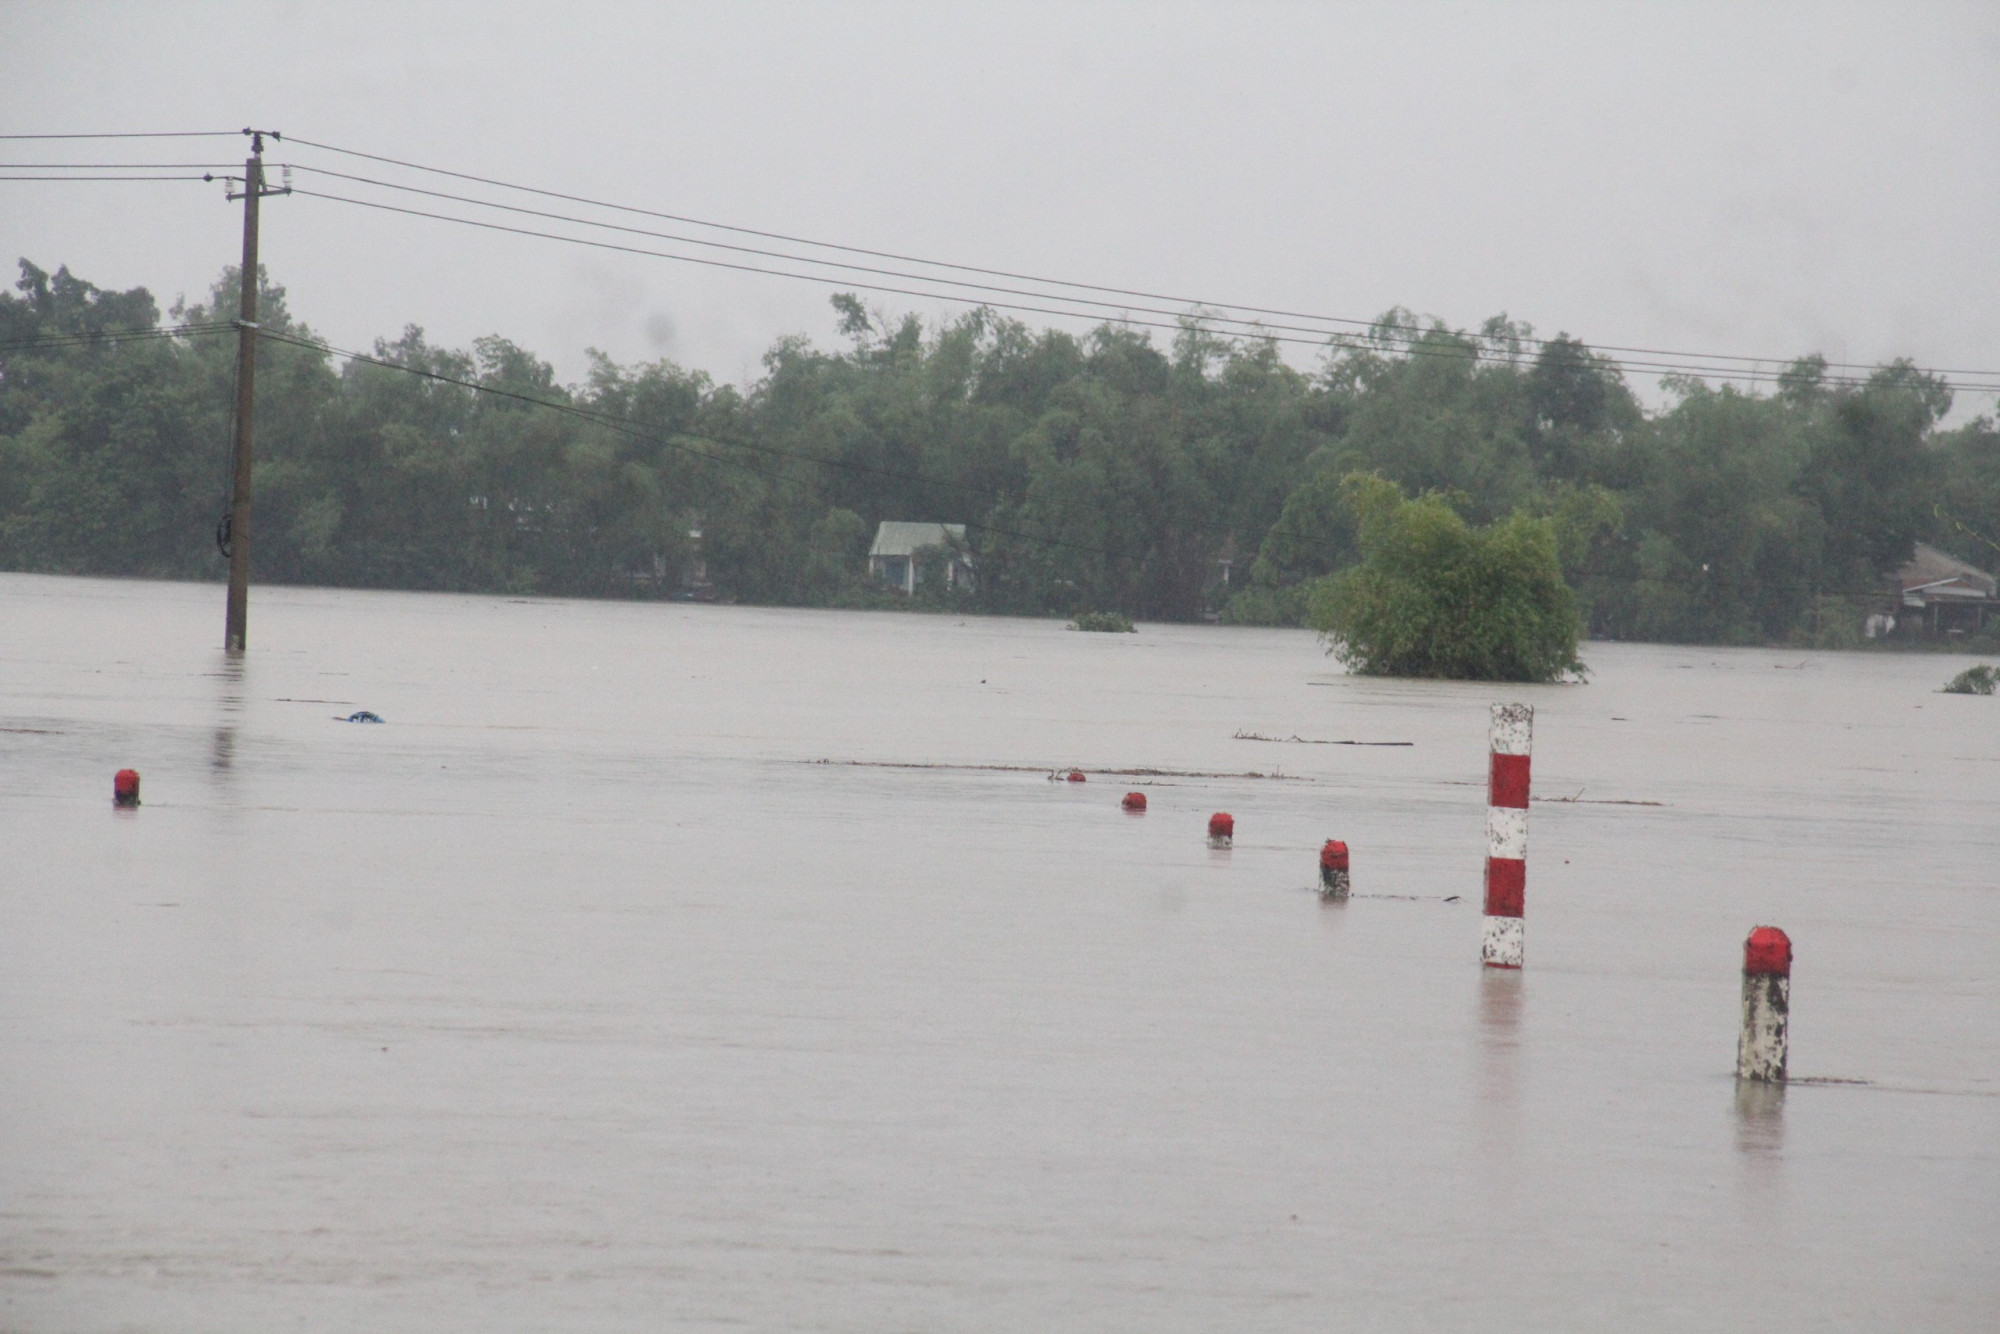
[1069,611,1136,633]
[1307,473,1584,682]
[1942,664,1998,695]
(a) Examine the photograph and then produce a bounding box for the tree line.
[3,258,1995,646]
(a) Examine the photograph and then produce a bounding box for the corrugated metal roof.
[1897,543,1995,596]
[869,522,968,559]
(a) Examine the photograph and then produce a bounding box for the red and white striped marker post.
[1737,926,1792,1082]
[1482,703,1532,968]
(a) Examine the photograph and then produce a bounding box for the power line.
[292,164,1353,340]
[286,164,1968,390]
[286,185,2000,395]
[8,131,1991,394]
[0,131,247,141]
[1934,505,2000,561]
[0,162,245,169]
[0,321,239,352]
[0,174,220,182]
[288,188,1342,351]
[281,133,2000,384]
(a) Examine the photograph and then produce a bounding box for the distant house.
[1877,543,1997,638]
[868,522,973,595]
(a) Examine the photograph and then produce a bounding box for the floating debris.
[805,758,1308,781]
[343,710,384,724]
[1333,892,1464,903]
[1234,729,1413,746]
[1536,789,1665,807]
[1942,664,1996,695]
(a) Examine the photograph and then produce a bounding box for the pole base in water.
[1737,974,1790,1081]
[1481,915,1523,968]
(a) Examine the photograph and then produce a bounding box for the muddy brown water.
[2,573,1995,1331]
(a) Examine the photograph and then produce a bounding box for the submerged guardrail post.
[1207,812,1234,848]
[1737,926,1792,1082]
[1482,703,1532,968]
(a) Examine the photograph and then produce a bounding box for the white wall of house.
[868,523,971,595]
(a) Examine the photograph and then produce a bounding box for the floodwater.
[1,572,1995,1332]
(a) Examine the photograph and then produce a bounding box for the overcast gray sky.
[4,1,1997,413]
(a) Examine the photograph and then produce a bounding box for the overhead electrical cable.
[5,131,1989,393]
[0,321,239,353]
[280,133,1999,384]
[284,185,2000,395]
[0,174,222,182]
[6,132,1991,391]
[0,162,248,169]
[0,131,248,141]
[291,165,1361,340]
[288,188,1344,353]
[285,164,1952,389]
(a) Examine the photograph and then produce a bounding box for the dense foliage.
[1308,474,1583,681]
[1942,664,1997,695]
[4,259,1994,648]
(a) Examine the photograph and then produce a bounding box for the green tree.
[6,259,1978,648]
[1796,359,1946,583]
[1307,473,1584,681]
[1932,414,2000,569]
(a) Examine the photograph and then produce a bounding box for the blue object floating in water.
[345,710,384,724]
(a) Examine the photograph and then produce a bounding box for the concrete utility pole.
[222,129,288,653]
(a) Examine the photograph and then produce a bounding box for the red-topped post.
[1737,926,1792,1082]
[1319,839,1350,899]
[112,769,141,809]
[1482,703,1532,968]
[1207,812,1234,849]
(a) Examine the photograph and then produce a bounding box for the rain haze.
[3,1,1998,403]
[4,5,2000,1333]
